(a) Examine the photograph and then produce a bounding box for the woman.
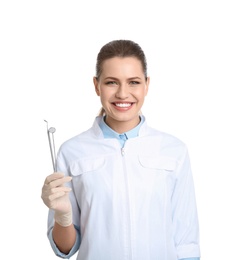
[41,40,200,260]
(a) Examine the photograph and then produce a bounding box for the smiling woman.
[94,56,149,133]
[41,39,201,260]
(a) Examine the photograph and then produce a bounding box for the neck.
[105,116,141,134]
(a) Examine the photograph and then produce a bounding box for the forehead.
[101,57,144,77]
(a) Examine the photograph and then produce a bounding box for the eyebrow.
[104,77,142,80]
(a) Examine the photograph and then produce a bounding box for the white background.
[0,0,241,259]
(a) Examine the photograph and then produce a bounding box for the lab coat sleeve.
[172,147,200,259]
[47,223,81,259]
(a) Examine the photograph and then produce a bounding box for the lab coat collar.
[91,115,149,139]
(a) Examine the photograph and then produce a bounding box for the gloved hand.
[41,172,73,227]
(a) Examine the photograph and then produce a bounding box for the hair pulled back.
[95,40,147,80]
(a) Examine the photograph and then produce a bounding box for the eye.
[130,81,140,85]
[105,81,118,85]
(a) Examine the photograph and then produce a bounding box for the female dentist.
[41,39,200,260]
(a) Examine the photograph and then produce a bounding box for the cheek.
[136,89,147,100]
[100,88,116,99]
[99,90,111,104]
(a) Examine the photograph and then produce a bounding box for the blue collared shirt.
[99,115,144,147]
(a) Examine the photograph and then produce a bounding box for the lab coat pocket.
[70,157,106,176]
[138,156,178,199]
[138,156,177,172]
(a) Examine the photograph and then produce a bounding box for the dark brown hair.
[95,39,147,80]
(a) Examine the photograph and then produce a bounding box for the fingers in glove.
[44,172,72,189]
[48,186,72,201]
[45,172,65,183]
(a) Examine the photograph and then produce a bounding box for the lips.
[112,102,134,110]
[114,102,132,107]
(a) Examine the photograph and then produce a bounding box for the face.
[93,57,150,133]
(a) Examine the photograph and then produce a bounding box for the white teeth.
[115,103,131,107]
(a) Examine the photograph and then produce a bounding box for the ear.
[145,77,150,96]
[93,77,100,96]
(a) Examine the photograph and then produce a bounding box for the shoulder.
[151,127,184,144]
[59,117,103,150]
[59,129,96,153]
[140,121,188,160]
[141,120,186,147]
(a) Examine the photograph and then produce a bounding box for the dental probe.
[44,120,57,172]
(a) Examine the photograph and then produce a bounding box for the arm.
[172,148,200,259]
[42,172,77,254]
[52,222,76,254]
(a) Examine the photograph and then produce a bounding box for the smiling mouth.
[113,102,133,108]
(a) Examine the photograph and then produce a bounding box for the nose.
[115,84,129,99]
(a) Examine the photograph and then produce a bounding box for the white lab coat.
[47,116,200,260]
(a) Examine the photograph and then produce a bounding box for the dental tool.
[44,120,57,172]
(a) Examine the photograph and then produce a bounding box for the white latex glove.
[41,172,73,227]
